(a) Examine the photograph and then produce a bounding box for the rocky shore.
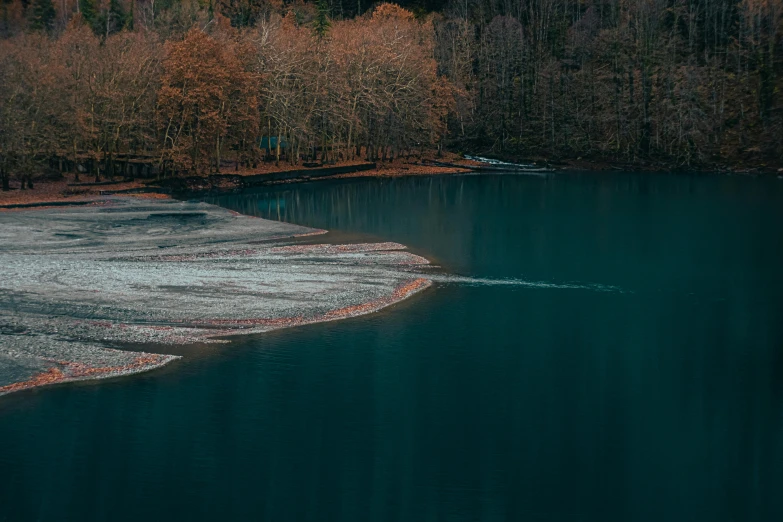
[0,198,432,396]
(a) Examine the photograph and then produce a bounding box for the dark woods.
[0,0,781,188]
[437,0,783,168]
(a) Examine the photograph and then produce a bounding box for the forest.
[1,0,781,188]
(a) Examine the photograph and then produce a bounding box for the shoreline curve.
[0,197,433,398]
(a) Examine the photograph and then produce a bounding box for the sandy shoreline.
[0,198,434,397]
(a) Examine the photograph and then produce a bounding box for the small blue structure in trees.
[260,137,288,150]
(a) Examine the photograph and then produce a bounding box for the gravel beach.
[0,198,431,396]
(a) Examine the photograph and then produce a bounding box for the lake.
[1,172,782,521]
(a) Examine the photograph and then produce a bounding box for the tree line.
[437,0,782,168]
[1,0,781,190]
[1,1,448,188]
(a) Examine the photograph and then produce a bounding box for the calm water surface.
[1,172,782,521]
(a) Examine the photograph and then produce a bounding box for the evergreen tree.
[1,0,12,38]
[126,0,134,30]
[107,0,126,33]
[312,0,330,39]
[94,0,126,36]
[79,0,98,30]
[29,0,56,31]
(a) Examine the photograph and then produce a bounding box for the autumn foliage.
[1,2,449,182]
[159,25,258,174]
[1,0,782,188]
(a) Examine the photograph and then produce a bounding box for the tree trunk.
[73,140,80,182]
[275,131,281,166]
[267,118,272,161]
[215,134,221,173]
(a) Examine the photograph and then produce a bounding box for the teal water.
[1,172,783,521]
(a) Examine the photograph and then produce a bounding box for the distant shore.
[473,152,783,177]
[0,153,479,209]
[4,151,781,211]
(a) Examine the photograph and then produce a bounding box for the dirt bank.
[1,153,480,209]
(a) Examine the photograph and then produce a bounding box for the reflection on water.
[1,172,782,522]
